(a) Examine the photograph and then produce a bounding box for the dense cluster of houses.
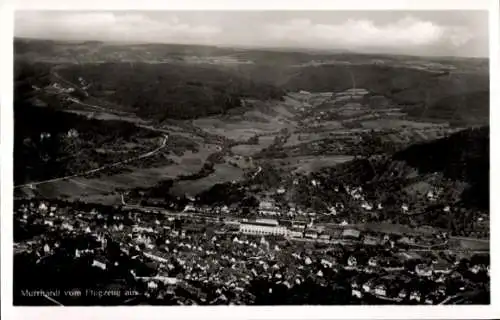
[44,82,76,94]
[14,199,490,305]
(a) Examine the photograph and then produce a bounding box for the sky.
[14,11,489,57]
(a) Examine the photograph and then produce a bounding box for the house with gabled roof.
[374,284,387,297]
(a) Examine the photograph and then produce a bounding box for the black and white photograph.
[8,7,493,310]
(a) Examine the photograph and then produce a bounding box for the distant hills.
[14,38,489,68]
[14,38,489,125]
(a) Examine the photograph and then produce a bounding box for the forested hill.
[56,63,285,120]
[316,126,489,210]
[393,126,489,210]
[15,39,488,124]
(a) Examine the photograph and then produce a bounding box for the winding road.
[14,134,168,189]
[66,97,172,136]
[251,166,262,179]
[16,68,226,190]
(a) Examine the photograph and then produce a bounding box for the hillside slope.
[276,64,489,125]
[15,38,489,125]
[55,62,285,120]
[14,104,161,185]
[189,126,489,236]
[393,126,489,210]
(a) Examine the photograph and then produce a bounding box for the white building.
[415,264,433,277]
[368,257,378,267]
[321,259,334,268]
[39,132,51,141]
[352,289,363,298]
[304,231,318,239]
[147,281,158,290]
[239,219,287,236]
[61,222,74,231]
[342,229,361,239]
[347,256,357,267]
[319,234,331,241]
[38,202,48,212]
[92,259,107,270]
[183,204,196,212]
[144,252,169,264]
[409,291,421,302]
[256,218,279,226]
[288,228,303,238]
[362,282,372,293]
[258,200,280,216]
[133,225,155,233]
[327,207,337,215]
[398,289,407,299]
[401,204,409,213]
[427,191,437,201]
[67,129,79,138]
[470,264,483,274]
[374,285,387,297]
[361,202,373,211]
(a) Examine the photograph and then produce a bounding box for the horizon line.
[13,36,489,60]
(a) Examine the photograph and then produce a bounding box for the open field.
[269,155,355,174]
[168,144,219,163]
[361,119,449,129]
[19,143,221,202]
[284,128,344,148]
[231,137,275,156]
[283,133,321,147]
[17,87,477,205]
[193,118,280,140]
[80,144,221,190]
[449,237,490,251]
[66,109,150,124]
[170,163,245,196]
[192,98,301,142]
[193,107,296,141]
[22,161,202,202]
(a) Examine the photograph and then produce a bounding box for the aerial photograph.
[13,11,489,306]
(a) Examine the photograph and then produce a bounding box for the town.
[12,11,490,309]
[14,198,490,305]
